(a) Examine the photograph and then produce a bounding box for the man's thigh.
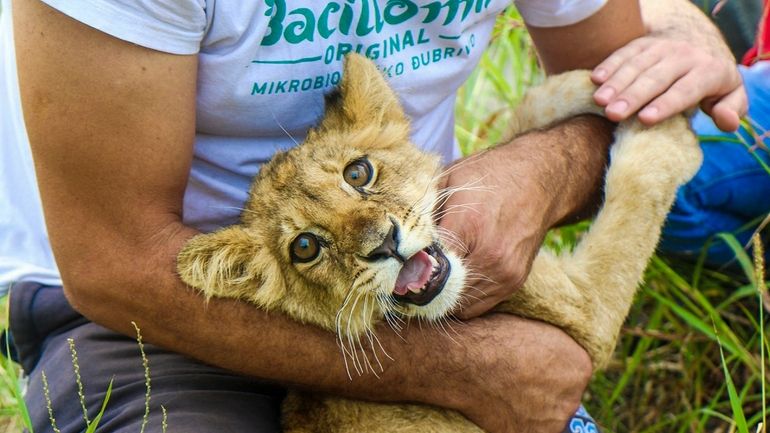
[10,282,285,433]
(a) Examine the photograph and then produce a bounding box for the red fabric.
[742,0,770,65]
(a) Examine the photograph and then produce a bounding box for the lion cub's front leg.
[496,77,702,368]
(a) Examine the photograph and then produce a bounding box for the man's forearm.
[641,0,734,61]
[494,114,615,229]
[527,0,644,74]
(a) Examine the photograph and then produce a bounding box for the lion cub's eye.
[291,233,321,263]
[343,159,373,188]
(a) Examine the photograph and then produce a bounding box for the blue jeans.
[660,61,770,266]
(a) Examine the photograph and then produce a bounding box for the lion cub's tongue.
[394,250,434,296]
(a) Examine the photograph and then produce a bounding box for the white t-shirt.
[0,0,607,290]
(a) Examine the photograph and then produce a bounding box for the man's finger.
[706,86,748,132]
[594,48,662,106]
[607,60,693,121]
[591,38,649,84]
[636,70,707,125]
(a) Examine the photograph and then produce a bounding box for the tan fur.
[177,54,702,431]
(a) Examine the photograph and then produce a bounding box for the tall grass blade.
[647,289,751,364]
[715,321,750,433]
[716,233,757,285]
[1,339,32,433]
[67,338,90,426]
[754,234,767,431]
[2,287,32,432]
[41,371,59,433]
[132,321,152,433]
[84,378,113,433]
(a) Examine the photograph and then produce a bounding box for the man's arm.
[525,0,645,73]
[13,2,590,433]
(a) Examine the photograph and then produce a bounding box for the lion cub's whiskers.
[432,182,491,209]
[377,295,406,334]
[429,316,462,344]
[210,205,255,215]
[359,296,384,377]
[406,168,487,226]
[271,111,300,146]
[346,289,369,376]
[456,292,484,310]
[431,203,482,220]
[453,271,491,310]
[336,277,366,379]
[383,313,406,339]
[432,151,487,181]
[368,330,394,362]
[351,331,374,377]
[435,226,469,255]
[346,294,368,376]
[334,271,400,379]
[444,314,467,329]
[433,174,490,196]
[464,270,497,286]
[362,294,397,375]
[422,179,490,221]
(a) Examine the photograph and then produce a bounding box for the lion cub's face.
[177,54,466,342]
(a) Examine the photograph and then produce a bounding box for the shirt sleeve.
[514,0,609,27]
[41,0,207,55]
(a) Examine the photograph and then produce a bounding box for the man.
[1,0,745,431]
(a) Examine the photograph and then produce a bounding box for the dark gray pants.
[9,282,285,433]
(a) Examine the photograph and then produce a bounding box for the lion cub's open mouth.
[393,243,450,306]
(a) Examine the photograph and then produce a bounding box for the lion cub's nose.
[365,223,404,263]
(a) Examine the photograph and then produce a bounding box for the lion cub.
[177,54,702,432]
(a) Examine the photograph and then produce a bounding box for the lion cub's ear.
[177,226,285,307]
[320,53,407,130]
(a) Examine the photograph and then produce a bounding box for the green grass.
[0,5,768,433]
[0,294,29,433]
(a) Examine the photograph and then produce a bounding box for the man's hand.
[592,35,747,132]
[429,314,593,432]
[437,149,549,319]
[592,0,748,132]
[438,116,613,319]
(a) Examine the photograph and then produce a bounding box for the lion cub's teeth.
[427,254,440,278]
